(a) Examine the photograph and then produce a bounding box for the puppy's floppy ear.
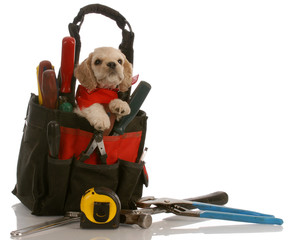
[118,54,133,92]
[74,53,97,91]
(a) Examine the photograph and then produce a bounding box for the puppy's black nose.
[107,62,116,69]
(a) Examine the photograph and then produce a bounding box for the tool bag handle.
[68,4,134,101]
[68,3,135,65]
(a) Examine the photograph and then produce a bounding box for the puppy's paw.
[92,114,111,131]
[80,104,111,131]
[109,99,131,120]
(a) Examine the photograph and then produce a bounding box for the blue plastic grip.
[199,211,283,225]
[192,202,274,217]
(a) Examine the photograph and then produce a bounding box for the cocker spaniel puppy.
[74,47,132,131]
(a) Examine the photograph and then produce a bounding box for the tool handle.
[73,4,127,29]
[69,3,134,65]
[199,211,283,225]
[47,121,61,158]
[10,216,80,237]
[192,201,274,217]
[185,191,228,207]
[60,37,75,93]
[41,70,58,109]
[112,81,151,135]
[37,60,53,105]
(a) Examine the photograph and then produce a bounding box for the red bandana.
[76,85,118,109]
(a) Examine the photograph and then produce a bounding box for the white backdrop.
[0,0,295,239]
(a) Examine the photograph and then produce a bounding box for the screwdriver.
[36,61,54,105]
[41,70,58,109]
[58,36,75,112]
[47,121,61,158]
[60,36,75,93]
[111,81,151,136]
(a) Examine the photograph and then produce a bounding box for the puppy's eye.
[117,59,123,65]
[94,59,102,65]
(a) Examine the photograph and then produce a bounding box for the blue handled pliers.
[136,197,283,225]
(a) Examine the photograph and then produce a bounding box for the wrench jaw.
[10,231,22,238]
[164,204,201,218]
[135,196,156,208]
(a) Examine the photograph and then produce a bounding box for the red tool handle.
[60,37,76,93]
[42,70,58,109]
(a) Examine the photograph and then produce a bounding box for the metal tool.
[139,147,148,162]
[10,212,81,237]
[120,191,229,228]
[10,191,229,236]
[79,130,107,164]
[111,81,151,136]
[136,196,283,225]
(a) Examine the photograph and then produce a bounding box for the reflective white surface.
[1,0,296,239]
[5,199,288,240]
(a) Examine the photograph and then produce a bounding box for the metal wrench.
[120,191,229,228]
[10,212,81,237]
[10,210,150,237]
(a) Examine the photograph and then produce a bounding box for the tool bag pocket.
[12,94,148,215]
[42,156,73,215]
[64,160,120,212]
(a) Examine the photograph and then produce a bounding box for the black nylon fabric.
[12,94,148,215]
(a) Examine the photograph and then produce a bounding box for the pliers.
[79,130,107,164]
[135,196,283,226]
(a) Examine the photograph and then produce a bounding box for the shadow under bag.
[12,4,149,216]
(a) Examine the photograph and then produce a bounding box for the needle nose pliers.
[78,130,107,164]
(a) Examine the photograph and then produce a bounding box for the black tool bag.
[12,4,148,216]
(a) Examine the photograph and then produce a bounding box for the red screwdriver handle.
[42,70,58,109]
[60,36,76,93]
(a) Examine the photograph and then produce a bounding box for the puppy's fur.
[74,47,132,131]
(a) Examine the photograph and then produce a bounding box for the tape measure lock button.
[80,187,121,229]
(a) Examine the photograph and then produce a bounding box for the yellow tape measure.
[80,187,121,229]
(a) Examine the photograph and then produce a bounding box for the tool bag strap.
[68,3,135,65]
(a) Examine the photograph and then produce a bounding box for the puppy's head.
[74,47,132,92]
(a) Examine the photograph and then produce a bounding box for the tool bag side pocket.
[41,156,73,215]
[12,94,50,214]
[116,160,145,209]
